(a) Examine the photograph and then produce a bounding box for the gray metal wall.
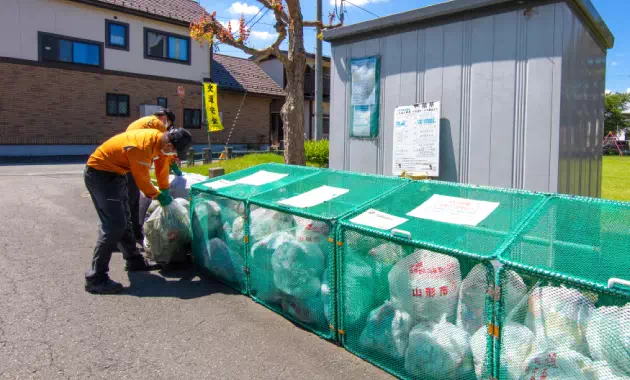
[329,2,606,196]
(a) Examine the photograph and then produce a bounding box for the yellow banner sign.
[203,83,224,132]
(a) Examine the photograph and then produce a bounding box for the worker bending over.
[125,109,183,240]
[84,128,193,294]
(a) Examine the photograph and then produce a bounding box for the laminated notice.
[406,194,499,226]
[350,209,407,231]
[203,179,235,190]
[234,170,288,186]
[278,186,349,208]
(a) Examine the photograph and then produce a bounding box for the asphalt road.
[0,164,392,380]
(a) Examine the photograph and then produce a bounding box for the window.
[144,28,190,64]
[323,116,330,134]
[157,97,168,109]
[105,20,129,51]
[184,109,201,129]
[106,93,130,117]
[39,32,102,67]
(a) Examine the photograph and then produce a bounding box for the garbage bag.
[589,361,630,380]
[321,268,332,323]
[296,218,329,253]
[519,350,595,380]
[218,199,245,227]
[457,264,492,335]
[586,304,630,376]
[250,208,296,242]
[359,301,413,360]
[139,193,153,224]
[405,314,476,380]
[168,173,208,199]
[389,249,461,322]
[471,326,489,379]
[499,323,535,380]
[369,243,405,285]
[191,200,223,242]
[207,237,244,286]
[143,198,191,264]
[281,294,326,327]
[503,269,529,324]
[526,286,594,354]
[272,240,325,298]
[250,231,295,304]
[343,253,380,328]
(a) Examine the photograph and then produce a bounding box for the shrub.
[304,139,329,167]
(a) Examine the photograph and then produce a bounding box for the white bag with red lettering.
[519,350,594,380]
[389,249,461,322]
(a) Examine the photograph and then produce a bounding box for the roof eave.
[67,0,193,27]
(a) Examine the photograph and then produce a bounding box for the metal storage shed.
[323,0,614,197]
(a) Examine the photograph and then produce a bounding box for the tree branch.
[303,20,343,30]
[257,0,289,24]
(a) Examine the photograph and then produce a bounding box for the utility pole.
[314,0,323,140]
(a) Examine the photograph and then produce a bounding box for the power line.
[344,0,379,18]
[248,8,271,30]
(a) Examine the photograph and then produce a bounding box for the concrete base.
[208,167,225,178]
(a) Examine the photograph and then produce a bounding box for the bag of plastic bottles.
[343,253,380,328]
[206,237,244,286]
[586,304,630,376]
[143,198,191,264]
[250,208,296,242]
[457,263,492,336]
[471,326,488,379]
[519,350,594,380]
[389,249,461,322]
[250,231,295,304]
[359,301,413,360]
[271,240,325,299]
[499,323,535,380]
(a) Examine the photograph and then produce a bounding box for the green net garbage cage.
[336,180,547,380]
[496,195,630,380]
[189,163,321,293]
[245,170,408,341]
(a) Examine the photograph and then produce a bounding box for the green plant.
[304,140,329,168]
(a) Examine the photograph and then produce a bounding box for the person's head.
[160,128,193,158]
[154,109,176,130]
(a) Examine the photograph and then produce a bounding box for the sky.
[199,0,630,93]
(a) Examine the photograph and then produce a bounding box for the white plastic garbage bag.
[321,268,331,323]
[359,301,413,360]
[343,254,380,327]
[457,264,492,335]
[281,294,325,326]
[250,208,296,242]
[471,326,488,379]
[589,361,630,380]
[207,237,244,285]
[191,200,223,241]
[503,269,529,323]
[272,240,325,298]
[405,314,475,380]
[499,323,535,380]
[586,304,630,376]
[143,198,191,264]
[369,243,405,285]
[519,350,595,380]
[296,218,329,245]
[250,231,295,304]
[169,172,208,199]
[526,286,594,354]
[389,249,461,322]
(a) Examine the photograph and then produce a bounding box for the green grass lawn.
[602,155,630,202]
[181,153,321,176]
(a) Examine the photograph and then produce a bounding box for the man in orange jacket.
[125,109,183,241]
[84,128,193,294]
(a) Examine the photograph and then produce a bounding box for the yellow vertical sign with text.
[204,83,224,132]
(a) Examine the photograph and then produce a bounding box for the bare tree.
[190,0,343,165]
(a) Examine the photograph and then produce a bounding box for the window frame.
[106,93,130,117]
[183,108,202,129]
[105,20,129,51]
[157,97,168,109]
[143,27,191,65]
[38,31,104,68]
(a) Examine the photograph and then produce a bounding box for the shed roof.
[212,54,285,97]
[323,0,613,49]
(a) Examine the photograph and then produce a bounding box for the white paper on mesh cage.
[202,179,235,190]
[350,209,408,231]
[406,194,500,226]
[234,170,289,186]
[278,186,349,208]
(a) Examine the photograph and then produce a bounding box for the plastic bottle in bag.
[586,304,630,376]
[359,301,412,360]
[499,323,535,380]
[457,263,492,336]
[250,231,295,304]
[526,286,594,354]
[405,314,476,380]
[250,208,296,242]
[143,198,191,264]
[271,240,324,298]
[389,249,461,322]
[519,350,595,380]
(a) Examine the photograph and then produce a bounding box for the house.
[256,51,331,142]
[0,0,278,157]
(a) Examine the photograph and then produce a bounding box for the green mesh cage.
[246,170,408,340]
[189,163,320,293]
[496,196,630,380]
[337,180,547,380]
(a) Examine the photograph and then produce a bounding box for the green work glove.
[170,162,183,176]
[156,189,173,206]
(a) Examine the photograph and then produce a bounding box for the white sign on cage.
[392,102,441,177]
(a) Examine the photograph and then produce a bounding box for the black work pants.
[125,172,143,239]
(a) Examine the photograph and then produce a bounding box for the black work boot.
[125,255,161,272]
[85,277,123,294]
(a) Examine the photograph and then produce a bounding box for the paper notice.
[406,194,500,226]
[350,209,408,231]
[234,170,288,186]
[278,186,349,208]
[202,179,235,190]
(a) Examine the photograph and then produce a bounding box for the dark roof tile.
[85,0,205,24]
[212,54,284,97]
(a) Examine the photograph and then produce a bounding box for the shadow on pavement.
[123,268,239,299]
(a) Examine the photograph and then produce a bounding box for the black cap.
[154,108,176,125]
[166,128,193,159]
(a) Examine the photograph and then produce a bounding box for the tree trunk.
[281,1,307,166]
